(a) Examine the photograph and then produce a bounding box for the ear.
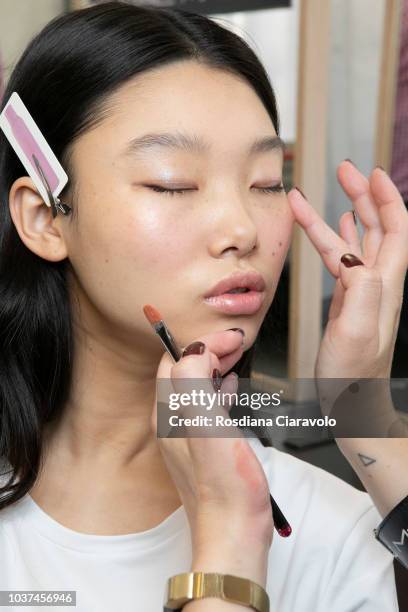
[8,176,69,262]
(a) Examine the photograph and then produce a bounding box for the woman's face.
[63,60,294,355]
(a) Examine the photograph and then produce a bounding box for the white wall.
[212,2,299,143]
[0,0,64,90]
[324,0,385,297]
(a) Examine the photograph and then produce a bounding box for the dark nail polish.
[344,158,355,167]
[376,165,385,172]
[341,253,364,268]
[295,186,306,199]
[212,368,222,392]
[182,341,205,357]
[350,210,357,225]
[227,328,245,337]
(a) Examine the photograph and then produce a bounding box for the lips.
[204,271,266,315]
[204,271,266,298]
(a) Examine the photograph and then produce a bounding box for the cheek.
[117,204,198,271]
[257,205,294,263]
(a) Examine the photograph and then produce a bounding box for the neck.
[47,321,164,466]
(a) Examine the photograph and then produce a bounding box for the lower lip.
[203,290,265,315]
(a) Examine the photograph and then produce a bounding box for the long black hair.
[0,1,281,510]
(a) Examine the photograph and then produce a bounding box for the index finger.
[287,187,351,276]
[157,328,244,379]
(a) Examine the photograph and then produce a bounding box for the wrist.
[190,505,272,588]
[191,531,270,588]
[191,553,268,589]
[193,504,273,548]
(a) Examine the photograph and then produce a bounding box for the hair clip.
[0,92,71,218]
[32,154,72,218]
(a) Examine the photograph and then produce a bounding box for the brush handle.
[156,321,182,362]
[270,494,291,537]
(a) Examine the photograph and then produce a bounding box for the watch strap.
[374,494,408,569]
[165,572,269,612]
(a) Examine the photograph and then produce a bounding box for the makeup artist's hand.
[288,164,408,527]
[151,329,273,587]
[288,163,408,384]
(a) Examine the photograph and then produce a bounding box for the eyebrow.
[122,131,285,157]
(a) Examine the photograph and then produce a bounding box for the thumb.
[336,253,382,342]
[151,350,174,436]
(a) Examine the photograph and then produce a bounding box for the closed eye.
[256,184,285,194]
[146,185,196,196]
[145,184,285,196]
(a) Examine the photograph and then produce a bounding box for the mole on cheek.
[272,251,275,256]
[233,439,263,493]
[278,241,282,247]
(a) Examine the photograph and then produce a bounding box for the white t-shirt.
[0,438,398,612]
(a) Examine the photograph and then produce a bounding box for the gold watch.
[164,572,269,612]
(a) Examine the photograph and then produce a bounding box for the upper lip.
[204,270,266,298]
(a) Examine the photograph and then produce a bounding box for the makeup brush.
[143,304,182,362]
[143,303,292,537]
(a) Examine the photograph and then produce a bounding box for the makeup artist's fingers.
[156,329,243,379]
[335,261,382,345]
[327,278,345,322]
[217,344,244,374]
[329,207,371,321]
[366,170,408,340]
[181,329,244,375]
[219,372,239,410]
[332,209,361,324]
[337,161,384,265]
[155,333,240,402]
[369,168,408,283]
[197,329,244,360]
[287,188,352,276]
[338,210,362,257]
[152,347,273,529]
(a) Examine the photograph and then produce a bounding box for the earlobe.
[8,176,69,262]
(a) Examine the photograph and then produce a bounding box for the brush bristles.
[143,304,162,326]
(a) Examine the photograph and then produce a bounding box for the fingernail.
[376,165,385,172]
[350,210,357,225]
[227,327,245,336]
[341,253,364,268]
[227,328,245,346]
[294,186,306,199]
[344,158,356,167]
[182,341,206,357]
[212,368,222,392]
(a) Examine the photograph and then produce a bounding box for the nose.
[206,189,258,259]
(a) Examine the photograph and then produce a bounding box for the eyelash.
[146,184,285,196]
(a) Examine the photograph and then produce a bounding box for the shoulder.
[247,438,398,609]
[246,437,380,542]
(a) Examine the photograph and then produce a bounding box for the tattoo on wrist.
[358,453,376,467]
